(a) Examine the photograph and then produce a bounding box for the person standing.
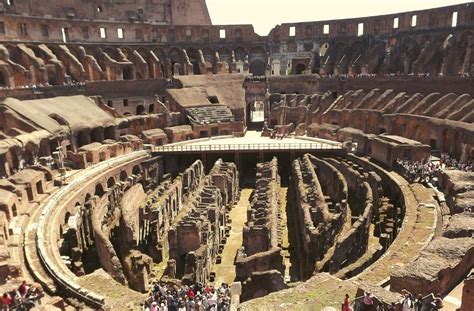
[401,293,413,311]
[343,294,352,311]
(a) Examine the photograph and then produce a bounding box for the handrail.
[36,150,149,308]
[154,142,342,153]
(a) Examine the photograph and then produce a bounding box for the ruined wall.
[3,0,211,25]
[288,154,348,280]
[166,159,238,284]
[235,158,284,285]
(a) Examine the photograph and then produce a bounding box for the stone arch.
[168,47,186,75]
[249,60,266,75]
[457,30,473,74]
[233,46,247,62]
[90,127,103,142]
[319,43,330,57]
[218,47,232,62]
[104,126,115,140]
[119,46,133,59]
[94,183,105,197]
[152,47,166,61]
[152,47,167,77]
[122,66,134,80]
[107,176,116,189]
[120,171,128,182]
[38,138,51,158]
[132,165,141,176]
[249,46,267,63]
[77,130,90,147]
[136,47,154,79]
[84,193,92,204]
[136,105,145,115]
[0,68,9,87]
[148,104,155,113]
[23,141,39,165]
[6,45,22,65]
[294,63,306,75]
[186,47,202,75]
[103,47,119,61]
[202,47,215,64]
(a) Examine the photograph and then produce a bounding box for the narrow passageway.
[212,188,253,285]
[279,187,293,282]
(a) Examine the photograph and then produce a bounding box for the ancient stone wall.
[166,159,238,284]
[234,157,286,301]
[288,154,349,279]
[235,158,284,280]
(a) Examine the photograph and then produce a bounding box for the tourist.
[362,291,374,311]
[1,293,13,310]
[414,294,423,311]
[343,293,352,311]
[18,281,28,298]
[400,292,413,311]
[144,281,232,311]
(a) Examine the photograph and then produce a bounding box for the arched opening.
[64,211,71,225]
[249,60,266,76]
[246,101,265,129]
[294,63,306,75]
[187,48,201,75]
[90,128,103,143]
[104,126,115,140]
[84,193,92,203]
[107,177,115,189]
[0,71,8,87]
[442,128,449,153]
[148,104,155,113]
[169,47,185,75]
[120,171,128,182]
[233,47,247,62]
[77,131,90,147]
[132,165,141,176]
[136,105,145,115]
[123,66,133,80]
[94,184,105,197]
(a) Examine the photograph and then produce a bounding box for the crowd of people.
[347,290,445,311]
[396,154,473,184]
[144,281,231,311]
[0,81,86,91]
[0,281,43,310]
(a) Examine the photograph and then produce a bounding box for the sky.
[206,0,472,35]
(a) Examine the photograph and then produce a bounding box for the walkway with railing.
[154,142,341,153]
[153,131,342,153]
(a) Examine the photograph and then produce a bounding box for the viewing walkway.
[154,131,342,154]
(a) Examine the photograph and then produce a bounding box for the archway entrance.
[123,66,133,80]
[246,101,265,130]
[294,63,306,75]
[0,71,8,87]
[249,60,266,76]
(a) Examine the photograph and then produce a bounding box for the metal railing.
[35,150,149,308]
[154,142,342,152]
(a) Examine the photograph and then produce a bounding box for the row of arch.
[315,30,473,76]
[0,43,269,88]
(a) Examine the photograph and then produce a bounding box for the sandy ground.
[212,189,252,285]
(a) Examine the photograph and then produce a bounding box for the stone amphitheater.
[0,1,472,310]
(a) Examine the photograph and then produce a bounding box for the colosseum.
[0,0,472,310]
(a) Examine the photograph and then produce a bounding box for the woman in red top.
[343,293,352,311]
[1,293,13,310]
